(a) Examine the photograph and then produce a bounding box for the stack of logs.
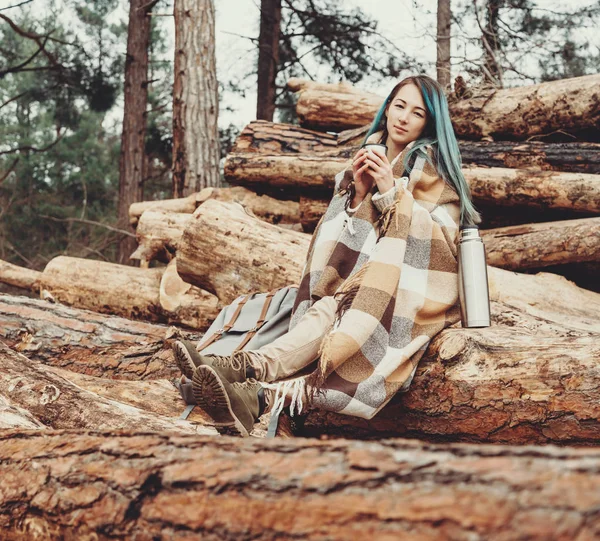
[1,74,600,537]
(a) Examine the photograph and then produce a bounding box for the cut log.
[236,120,600,174]
[303,300,600,444]
[129,192,198,226]
[302,268,600,443]
[0,342,215,434]
[224,152,600,214]
[131,209,192,264]
[177,199,310,304]
[482,216,600,270]
[0,259,41,292]
[463,167,600,214]
[132,190,301,264]
[0,293,188,380]
[38,255,219,331]
[299,196,328,233]
[2,430,600,539]
[288,74,600,140]
[224,152,347,197]
[130,185,300,228]
[0,395,46,429]
[231,118,338,155]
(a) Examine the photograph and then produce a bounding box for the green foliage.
[0,0,126,268]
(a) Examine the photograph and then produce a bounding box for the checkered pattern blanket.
[290,138,462,419]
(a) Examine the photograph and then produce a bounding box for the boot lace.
[211,350,253,372]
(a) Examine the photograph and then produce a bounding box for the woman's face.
[385,83,428,147]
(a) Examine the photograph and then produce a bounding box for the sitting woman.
[173,74,481,437]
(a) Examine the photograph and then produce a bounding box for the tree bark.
[38,256,219,331]
[481,0,503,87]
[129,192,199,226]
[132,210,192,264]
[232,119,339,155]
[131,190,301,265]
[303,310,600,444]
[482,217,600,270]
[0,258,41,291]
[436,0,452,90]
[0,293,191,380]
[288,74,600,140]
[224,152,600,214]
[299,196,328,233]
[130,186,300,228]
[0,343,214,434]
[233,120,600,174]
[118,0,152,264]
[2,431,600,539]
[256,0,282,121]
[177,200,310,304]
[172,0,220,197]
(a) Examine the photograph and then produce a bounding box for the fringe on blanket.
[262,378,307,417]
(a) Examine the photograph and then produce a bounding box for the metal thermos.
[457,225,491,328]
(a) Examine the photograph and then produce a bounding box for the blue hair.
[362,75,481,226]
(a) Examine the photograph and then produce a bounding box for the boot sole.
[173,341,197,380]
[192,365,249,437]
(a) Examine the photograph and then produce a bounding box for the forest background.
[0,0,599,273]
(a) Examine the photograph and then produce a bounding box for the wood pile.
[0,74,599,538]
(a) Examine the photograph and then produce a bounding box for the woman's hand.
[351,148,374,200]
[363,147,395,194]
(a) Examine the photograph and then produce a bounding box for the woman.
[174,74,481,437]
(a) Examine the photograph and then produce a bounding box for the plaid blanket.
[287,137,462,419]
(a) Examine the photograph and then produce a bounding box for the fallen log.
[37,256,219,330]
[239,119,600,174]
[224,153,600,214]
[0,259,41,292]
[299,196,328,233]
[0,343,214,434]
[2,430,600,539]
[132,190,301,265]
[482,216,600,270]
[0,395,46,429]
[131,209,192,264]
[130,185,300,228]
[303,302,600,444]
[129,191,199,226]
[463,166,600,214]
[288,74,600,140]
[177,200,310,304]
[0,293,197,380]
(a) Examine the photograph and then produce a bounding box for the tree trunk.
[224,152,600,214]
[256,0,282,121]
[38,256,219,330]
[288,74,600,139]
[481,0,503,87]
[436,0,452,90]
[0,258,41,291]
[172,0,220,197]
[2,430,600,539]
[0,342,214,434]
[118,0,152,264]
[177,200,310,303]
[482,217,600,270]
[233,120,600,174]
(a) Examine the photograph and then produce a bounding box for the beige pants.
[254,296,337,383]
